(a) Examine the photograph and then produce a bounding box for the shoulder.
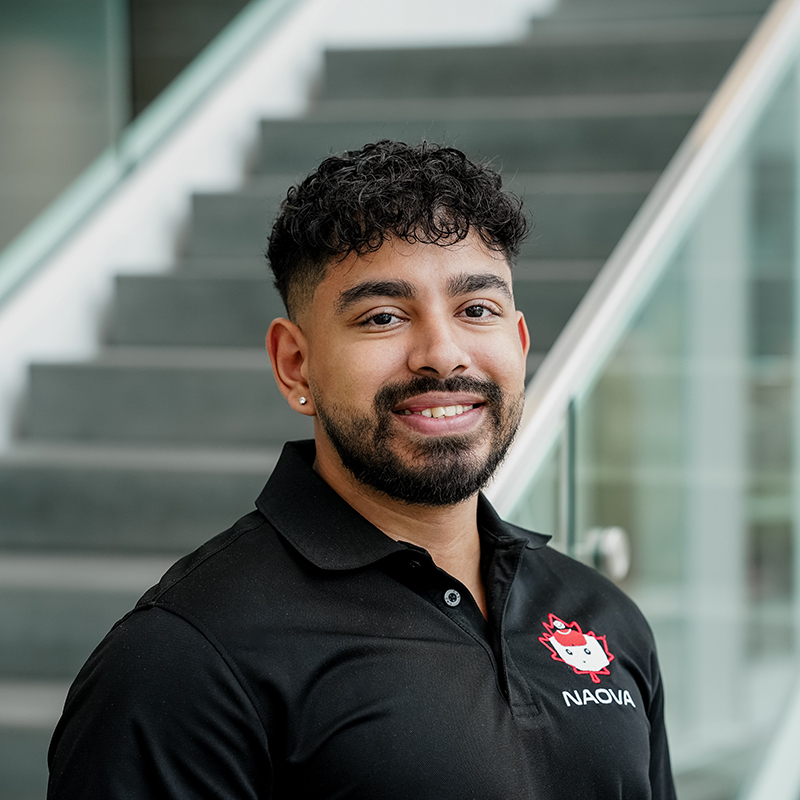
[48,606,271,797]
[136,507,304,625]
[536,545,646,617]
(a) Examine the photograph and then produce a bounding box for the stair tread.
[43,346,271,371]
[1,441,281,472]
[526,15,757,43]
[291,91,711,120]
[211,171,661,197]
[328,23,752,55]
[0,681,70,729]
[0,553,174,592]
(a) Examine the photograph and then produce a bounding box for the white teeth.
[408,404,474,419]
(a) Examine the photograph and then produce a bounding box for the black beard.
[314,375,523,507]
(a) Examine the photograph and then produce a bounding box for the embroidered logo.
[538,613,614,683]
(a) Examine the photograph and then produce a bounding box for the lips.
[374,375,503,426]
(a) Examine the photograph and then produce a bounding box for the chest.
[245,567,654,800]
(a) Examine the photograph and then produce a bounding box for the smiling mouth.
[396,403,481,419]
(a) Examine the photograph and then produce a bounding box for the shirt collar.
[256,440,549,571]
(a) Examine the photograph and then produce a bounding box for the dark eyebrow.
[335,279,417,315]
[447,272,513,300]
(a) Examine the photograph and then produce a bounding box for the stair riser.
[515,280,592,350]
[22,362,312,445]
[109,275,285,348]
[550,0,770,20]
[322,40,744,101]
[0,728,51,800]
[253,115,697,176]
[0,463,272,552]
[184,192,281,259]
[184,189,647,261]
[0,588,142,679]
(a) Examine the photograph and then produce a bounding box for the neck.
[313,449,487,618]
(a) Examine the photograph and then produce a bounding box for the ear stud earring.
[299,396,307,405]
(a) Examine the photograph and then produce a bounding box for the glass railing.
[0,0,299,308]
[489,0,800,797]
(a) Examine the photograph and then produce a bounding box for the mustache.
[374,376,503,413]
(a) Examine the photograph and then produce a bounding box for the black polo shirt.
[48,440,675,799]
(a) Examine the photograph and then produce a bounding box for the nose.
[407,316,471,378]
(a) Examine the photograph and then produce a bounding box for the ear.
[517,310,530,358]
[266,318,316,415]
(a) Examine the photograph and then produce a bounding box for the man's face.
[297,233,530,506]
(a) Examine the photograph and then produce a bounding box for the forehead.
[313,235,512,310]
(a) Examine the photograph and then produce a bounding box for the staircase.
[0,0,773,796]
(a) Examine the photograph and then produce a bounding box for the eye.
[359,310,404,328]
[460,302,500,320]
[584,648,591,655]
[369,313,396,326]
[566,649,573,656]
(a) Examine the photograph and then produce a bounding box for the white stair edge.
[0,681,70,729]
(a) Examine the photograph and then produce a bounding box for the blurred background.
[0,0,799,797]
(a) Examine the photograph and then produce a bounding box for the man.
[48,141,675,798]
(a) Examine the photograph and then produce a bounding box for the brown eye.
[464,305,488,318]
[371,313,394,325]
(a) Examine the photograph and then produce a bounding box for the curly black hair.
[266,140,529,319]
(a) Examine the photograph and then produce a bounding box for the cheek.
[476,337,526,384]
[310,343,402,406]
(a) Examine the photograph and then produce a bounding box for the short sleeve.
[47,606,272,799]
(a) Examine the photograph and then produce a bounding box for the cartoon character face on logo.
[539,613,614,683]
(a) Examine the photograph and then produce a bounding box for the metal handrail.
[488,0,800,512]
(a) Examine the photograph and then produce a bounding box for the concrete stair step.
[320,36,746,101]
[514,277,593,351]
[545,0,771,22]
[108,273,283,348]
[175,255,269,274]
[0,554,171,678]
[21,347,312,446]
[526,15,758,45]
[252,96,704,176]
[184,172,656,261]
[300,93,709,124]
[108,268,593,351]
[0,681,69,800]
[183,181,285,259]
[0,443,278,551]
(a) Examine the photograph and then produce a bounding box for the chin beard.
[313,375,523,507]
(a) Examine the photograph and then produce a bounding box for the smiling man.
[48,141,676,799]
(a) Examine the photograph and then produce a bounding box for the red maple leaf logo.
[538,613,614,683]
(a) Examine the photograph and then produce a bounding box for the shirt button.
[408,559,422,569]
[444,589,461,607]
